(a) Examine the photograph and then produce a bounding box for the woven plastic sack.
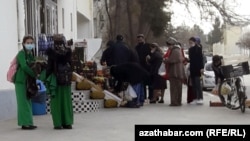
[90,87,105,99]
[104,99,118,108]
[76,79,92,90]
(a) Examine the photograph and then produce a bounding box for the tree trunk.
[104,0,113,39]
[137,0,149,36]
[114,0,121,35]
[126,0,135,47]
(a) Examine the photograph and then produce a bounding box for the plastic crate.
[221,64,244,78]
[220,65,233,78]
[240,61,250,75]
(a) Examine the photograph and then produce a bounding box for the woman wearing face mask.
[188,37,204,105]
[146,43,167,103]
[14,35,37,130]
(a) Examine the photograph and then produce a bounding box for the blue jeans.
[132,83,144,105]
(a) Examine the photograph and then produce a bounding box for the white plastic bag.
[124,84,137,101]
[158,62,166,76]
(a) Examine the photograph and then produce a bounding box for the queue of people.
[100,34,205,107]
[12,33,205,130]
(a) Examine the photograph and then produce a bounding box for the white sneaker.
[189,99,197,104]
[196,99,203,105]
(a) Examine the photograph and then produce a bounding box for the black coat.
[45,47,72,77]
[100,46,114,66]
[112,41,131,65]
[188,45,204,77]
[135,43,151,71]
[212,64,224,85]
[147,50,163,75]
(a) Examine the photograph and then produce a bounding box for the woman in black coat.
[146,43,167,103]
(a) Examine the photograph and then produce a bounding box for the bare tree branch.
[176,0,250,26]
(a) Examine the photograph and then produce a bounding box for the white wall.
[57,0,77,40]
[77,0,92,19]
[0,0,18,90]
[57,0,94,40]
[77,12,91,39]
[76,0,94,38]
[224,25,241,55]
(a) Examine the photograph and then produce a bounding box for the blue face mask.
[24,44,35,50]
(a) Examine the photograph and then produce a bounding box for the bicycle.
[218,61,249,113]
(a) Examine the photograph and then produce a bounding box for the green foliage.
[207,17,224,45]
[139,0,171,37]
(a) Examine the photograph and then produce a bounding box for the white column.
[17,0,26,50]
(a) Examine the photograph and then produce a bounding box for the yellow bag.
[104,99,118,108]
[90,87,105,99]
[76,79,92,90]
[71,74,76,81]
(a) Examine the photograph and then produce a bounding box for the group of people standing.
[13,33,205,130]
[101,34,205,107]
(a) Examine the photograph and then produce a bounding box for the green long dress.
[45,73,73,127]
[14,50,36,126]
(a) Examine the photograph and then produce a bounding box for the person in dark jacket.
[100,40,115,66]
[212,55,224,85]
[110,62,150,107]
[195,37,207,66]
[146,43,167,103]
[112,35,131,65]
[135,34,153,101]
[188,37,204,105]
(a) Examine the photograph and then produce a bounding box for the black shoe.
[54,126,63,130]
[22,125,37,130]
[150,100,157,104]
[158,100,164,103]
[128,104,140,108]
[62,125,72,129]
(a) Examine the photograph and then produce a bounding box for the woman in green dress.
[14,35,37,130]
[45,34,74,129]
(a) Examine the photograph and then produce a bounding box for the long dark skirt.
[187,77,196,103]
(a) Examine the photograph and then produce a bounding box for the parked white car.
[201,61,216,90]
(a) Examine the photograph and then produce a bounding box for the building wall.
[0,0,19,90]
[0,0,19,121]
[77,0,92,20]
[57,0,77,40]
[76,0,94,39]
[224,25,241,55]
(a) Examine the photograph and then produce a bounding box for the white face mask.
[24,44,35,50]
